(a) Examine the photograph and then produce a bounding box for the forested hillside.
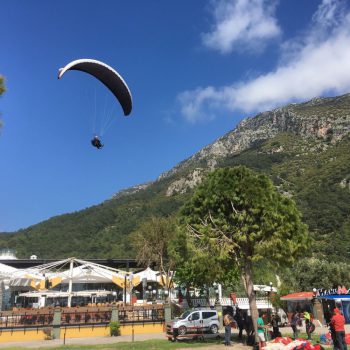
[1,94,350,262]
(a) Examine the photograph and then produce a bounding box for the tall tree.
[130,216,177,294]
[169,229,239,306]
[180,166,310,341]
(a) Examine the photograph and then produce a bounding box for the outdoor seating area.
[0,258,173,311]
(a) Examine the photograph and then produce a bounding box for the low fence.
[0,304,165,330]
[0,305,167,342]
[118,307,164,323]
[61,308,111,325]
[0,309,54,328]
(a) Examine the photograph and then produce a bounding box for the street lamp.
[268,282,273,319]
[164,289,169,303]
[152,289,157,303]
[148,285,152,302]
[123,274,128,306]
[142,278,147,303]
[312,288,319,322]
[214,286,220,305]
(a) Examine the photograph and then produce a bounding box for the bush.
[109,321,120,336]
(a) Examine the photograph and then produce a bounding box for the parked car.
[166,308,220,340]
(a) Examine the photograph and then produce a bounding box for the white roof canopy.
[19,290,112,298]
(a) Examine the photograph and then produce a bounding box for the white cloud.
[312,0,346,29]
[202,0,281,54]
[179,0,350,123]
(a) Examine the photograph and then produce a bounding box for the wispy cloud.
[179,0,350,123]
[202,0,281,54]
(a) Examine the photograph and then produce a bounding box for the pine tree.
[181,166,310,341]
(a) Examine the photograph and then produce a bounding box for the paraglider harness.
[91,136,103,149]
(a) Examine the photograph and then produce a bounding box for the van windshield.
[179,310,191,319]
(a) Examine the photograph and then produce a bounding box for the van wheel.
[178,326,187,335]
[210,324,219,334]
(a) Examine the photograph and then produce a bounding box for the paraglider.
[58,58,132,148]
[91,135,103,149]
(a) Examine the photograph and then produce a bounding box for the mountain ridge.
[161,93,350,176]
[1,93,350,260]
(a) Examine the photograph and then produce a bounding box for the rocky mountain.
[1,94,350,260]
[160,94,350,195]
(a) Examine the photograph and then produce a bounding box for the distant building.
[0,249,17,260]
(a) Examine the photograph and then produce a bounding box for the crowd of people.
[222,305,348,350]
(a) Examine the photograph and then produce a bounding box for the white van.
[166,308,220,340]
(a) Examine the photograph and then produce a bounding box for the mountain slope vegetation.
[2,94,350,262]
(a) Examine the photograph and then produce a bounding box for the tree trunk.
[185,284,193,308]
[206,285,210,306]
[242,260,260,344]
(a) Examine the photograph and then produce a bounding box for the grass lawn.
[0,331,330,350]
[0,338,224,350]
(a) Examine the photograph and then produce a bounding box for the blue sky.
[1,0,350,232]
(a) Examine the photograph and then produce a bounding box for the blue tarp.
[317,295,350,324]
[317,295,350,300]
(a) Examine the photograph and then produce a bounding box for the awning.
[19,290,112,298]
[134,267,173,288]
[317,295,350,300]
[281,292,314,301]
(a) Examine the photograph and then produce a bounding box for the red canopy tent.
[281,292,314,301]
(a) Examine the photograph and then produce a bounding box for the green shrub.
[109,321,121,336]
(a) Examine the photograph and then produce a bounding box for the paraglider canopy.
[58,58,132,116]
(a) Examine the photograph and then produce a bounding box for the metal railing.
[0,311,54,328]
[118,307,164,323]
[0,305,165,329]
[61,309,112,325]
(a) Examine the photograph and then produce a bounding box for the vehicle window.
[202,311,217,319]
[179,310,191,320]
[191,312,200,321]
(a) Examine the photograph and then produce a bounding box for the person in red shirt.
[330,308,347,350]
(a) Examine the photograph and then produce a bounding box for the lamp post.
[142,278,147,304]
[164,289,169,304]
[148,285,152,302]
[268,282,273,320]
[312,288,319,322]
[214,286,220,305]
[123,274,129,306]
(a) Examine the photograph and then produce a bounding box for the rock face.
[112,183,150,199]
[159,94,350,195]
[166,168,205,196]
[114,94,350,198]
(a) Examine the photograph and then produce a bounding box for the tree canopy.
[130,216,177,291]
[170,228,240,306]
[180,166,310,340]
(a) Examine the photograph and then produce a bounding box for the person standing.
[291,312,300,340]
[234,308,245,340]
[330,308,347,350]
[305,318,315,340]
[257,311,267,349]
[224,313,234,346]
[303,311,313,340]
[271,313,280,339]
